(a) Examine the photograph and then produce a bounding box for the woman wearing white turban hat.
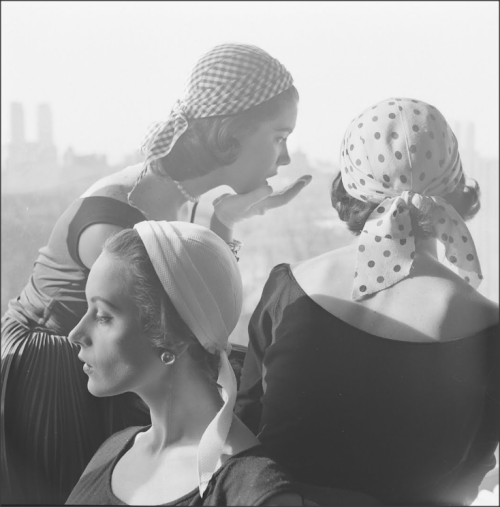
[67,221,302,506]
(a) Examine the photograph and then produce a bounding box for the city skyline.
[2,100,497,177]
[2,101,138,171]
[2,101,497,170]
[4,101,58,171]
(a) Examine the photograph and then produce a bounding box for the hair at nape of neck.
[102,228,220,384]
[330,173,481,239]
[151,86,300,182]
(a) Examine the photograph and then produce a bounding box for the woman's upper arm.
[78,223,124,269]
[235,272,282,431]
[234,307,271,432]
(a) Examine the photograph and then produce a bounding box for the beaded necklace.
[127,162,199,222]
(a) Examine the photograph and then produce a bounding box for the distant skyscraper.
[10,102,25,145]
[5,101,57,170]
[37,103,53,146]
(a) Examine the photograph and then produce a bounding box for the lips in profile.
[83,363,93,374]
[78,356,93,375]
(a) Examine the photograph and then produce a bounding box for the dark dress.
[1,196,151,505]
[66,425,297,506]
[235,263,499,506]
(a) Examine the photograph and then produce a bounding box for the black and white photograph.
[1,1,498,505]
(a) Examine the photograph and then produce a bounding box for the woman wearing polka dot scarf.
[236,98,499,505]
[339,98,482,300]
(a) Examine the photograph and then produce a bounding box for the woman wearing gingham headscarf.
[127,43,310,222]
[236,98,498,505]
[138,43,293,171]
[1,43,310,505]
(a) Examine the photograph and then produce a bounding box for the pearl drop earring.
[160,351,176,365]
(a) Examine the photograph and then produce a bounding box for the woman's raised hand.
[213,175,312,228]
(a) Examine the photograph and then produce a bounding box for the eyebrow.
[90,296,119,310]
[274,127,294,133]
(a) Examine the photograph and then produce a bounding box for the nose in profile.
[278,145,291,166]
[68,317,90,348]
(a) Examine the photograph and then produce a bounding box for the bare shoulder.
[447,280,499,330]
[80,164,143,200]
[78,223,125,269]
[291,245,354,271]
[412,257,499,337]
[390,258,498,339]
[290,249,497,340]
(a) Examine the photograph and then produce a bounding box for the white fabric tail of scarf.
[198,350,236,497]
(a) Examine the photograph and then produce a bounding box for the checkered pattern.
[140,43,293,171]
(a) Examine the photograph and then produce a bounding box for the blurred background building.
[2,102,113,193]
[5,102,57,171]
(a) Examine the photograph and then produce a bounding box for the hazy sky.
[2,1,498,165]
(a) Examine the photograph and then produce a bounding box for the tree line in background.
[3,150,497,346]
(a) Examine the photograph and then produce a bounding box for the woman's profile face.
[223,100,298,194]
[68,252,163,398]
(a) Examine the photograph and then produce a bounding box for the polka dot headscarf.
[340,98,482,301]
[139,43,293,174]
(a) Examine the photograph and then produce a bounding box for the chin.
[87,384,108,397]
[87,380,123,398]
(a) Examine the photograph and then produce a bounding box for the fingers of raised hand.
[263,175,312,210]
[236,185,274,210]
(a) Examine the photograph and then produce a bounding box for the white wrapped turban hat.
[134,220,243,497]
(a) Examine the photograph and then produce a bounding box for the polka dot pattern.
[339,97,482,300]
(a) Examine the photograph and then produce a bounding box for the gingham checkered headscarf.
[340,98,482,300]
[134,220,243,498]
[140,43,293,173]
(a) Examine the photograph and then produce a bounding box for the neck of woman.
[129,166,225,221]
[137,358,224,452]
[414,236,439,259]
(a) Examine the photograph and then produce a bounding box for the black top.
[66,426,297,506]
[235,263,499,506]
[6,196,146,335]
